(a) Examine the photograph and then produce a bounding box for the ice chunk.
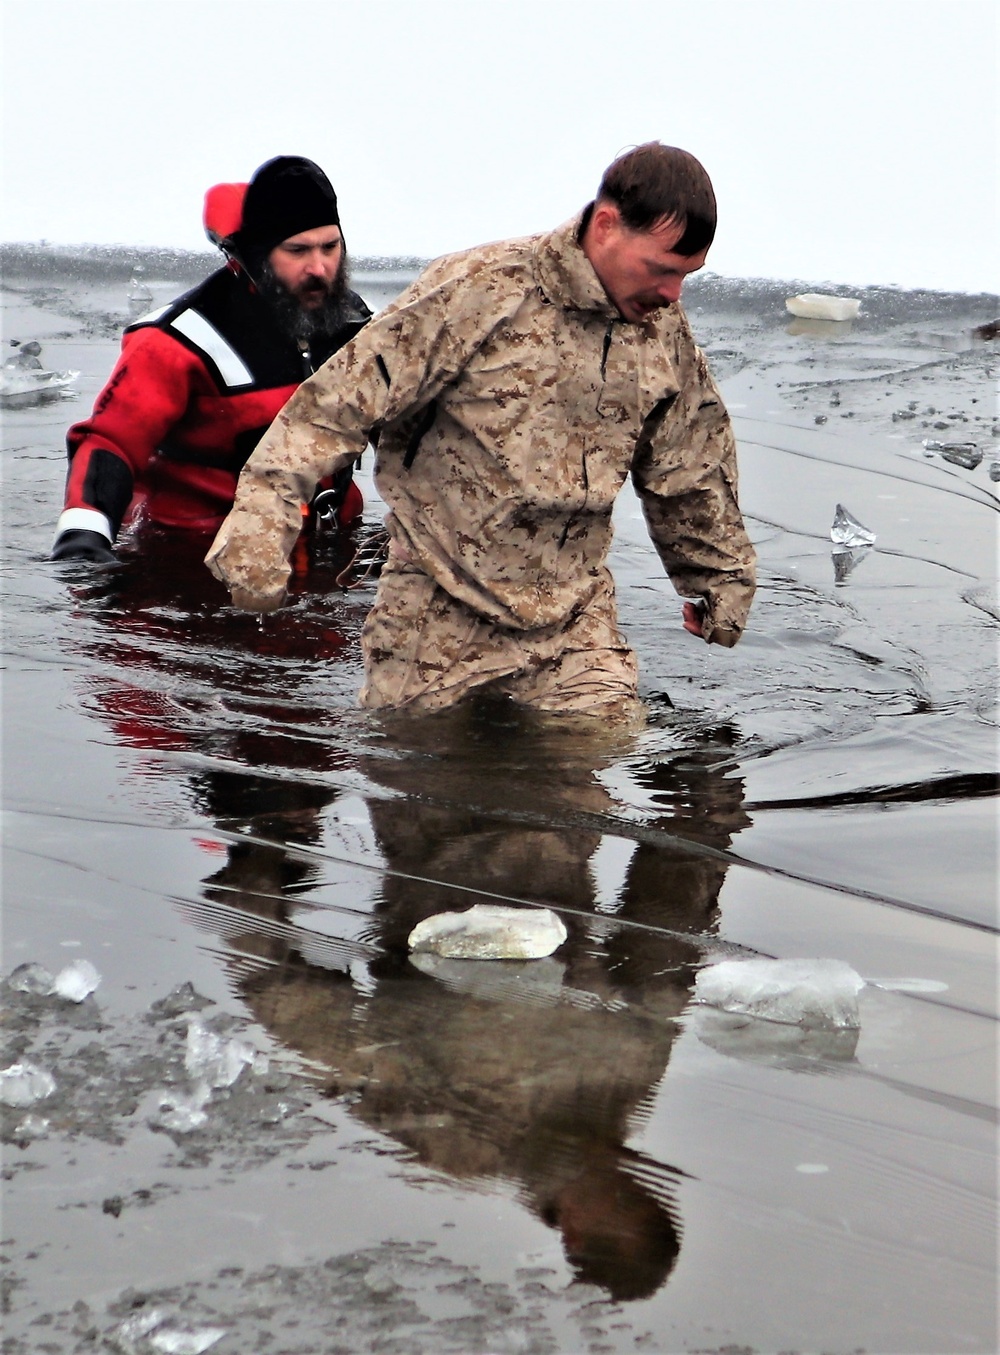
[112,1308,167,1352]
[408,904,567,960]
[155,1086,211,1133]
[693,957,865,1029]
[831,503,876,548]
[150,1327,227,1354]
[0,1061,57,1106]
[13,1113,51,1139]
[148,981,212,1019]
[989,461,1000,482]
[921,439,983,470]
[53,958,101,1002]
[785,293,861,322]
[185,1019,256,1088]
[111,1308,226,1355]
[7,961,55,995]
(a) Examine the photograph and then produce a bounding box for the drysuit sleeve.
[53,328,212,554]
[632,326,756,646]
[205,262,509,610]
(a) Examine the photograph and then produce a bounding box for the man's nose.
[658,278,683,304]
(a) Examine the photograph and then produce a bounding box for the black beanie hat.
[237,156,340,254]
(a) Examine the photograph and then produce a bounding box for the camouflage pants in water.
[359,565,641,720]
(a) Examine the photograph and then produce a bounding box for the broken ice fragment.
[112,1307,168,1351]
[13,1113,51,1139]
[148,981,212,1019]
[693,957,865,1029]
[111,1308,226,1355]
[53,958,101,1002]
[185,1019,256,1088]
[831,503,876,548]
[0,1061,57,1107]
[6,962,55,995]
[922,439,983,469]
[408,904,567,960]
[785,293,861,322]
[150,1327,228,1354]
[155,1086,211,1133]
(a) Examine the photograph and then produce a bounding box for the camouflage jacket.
[206,213,756,641]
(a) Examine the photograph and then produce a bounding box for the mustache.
[257,256,352,338]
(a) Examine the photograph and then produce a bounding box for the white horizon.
[2,0,997,294]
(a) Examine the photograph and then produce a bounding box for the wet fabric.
[359,561,641,716]
[206,212,757,709]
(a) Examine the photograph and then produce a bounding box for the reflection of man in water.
[51,156,371,565]
[207,142,756,721]
[189,706,750,1301]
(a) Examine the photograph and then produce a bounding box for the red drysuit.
[55,263,370,547]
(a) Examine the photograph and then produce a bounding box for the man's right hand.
[51,530,116,564]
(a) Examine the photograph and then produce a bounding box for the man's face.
[267,226,344,310]
[584,204,708,323]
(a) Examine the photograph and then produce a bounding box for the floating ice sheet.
[693,957,865,1029]
[408,904,568,960]
[831,504,876,549]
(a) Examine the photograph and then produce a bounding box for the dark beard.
[257,256,353,342]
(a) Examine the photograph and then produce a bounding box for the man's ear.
[589,201,622,245]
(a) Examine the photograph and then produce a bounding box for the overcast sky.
[2,0,996,291]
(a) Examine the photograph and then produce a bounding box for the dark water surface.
[2,257,997,1353]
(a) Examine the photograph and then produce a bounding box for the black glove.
[51,529,116,564]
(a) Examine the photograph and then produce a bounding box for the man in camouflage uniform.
[206,143,756,720]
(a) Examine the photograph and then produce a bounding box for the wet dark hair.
[597,142,717,256]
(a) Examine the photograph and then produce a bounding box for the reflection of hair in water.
[542,1155,682,1302]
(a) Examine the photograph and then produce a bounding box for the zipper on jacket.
[600,322,614,380]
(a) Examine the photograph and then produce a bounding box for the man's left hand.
[682,600,705,637]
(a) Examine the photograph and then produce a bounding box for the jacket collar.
[533,208,620,317]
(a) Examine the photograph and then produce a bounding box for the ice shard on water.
[831,504,876,549]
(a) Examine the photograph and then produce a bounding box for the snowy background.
[2,0,996,291]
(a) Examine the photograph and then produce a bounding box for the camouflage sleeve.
[632,329,756,647]
[205,257,517,610]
